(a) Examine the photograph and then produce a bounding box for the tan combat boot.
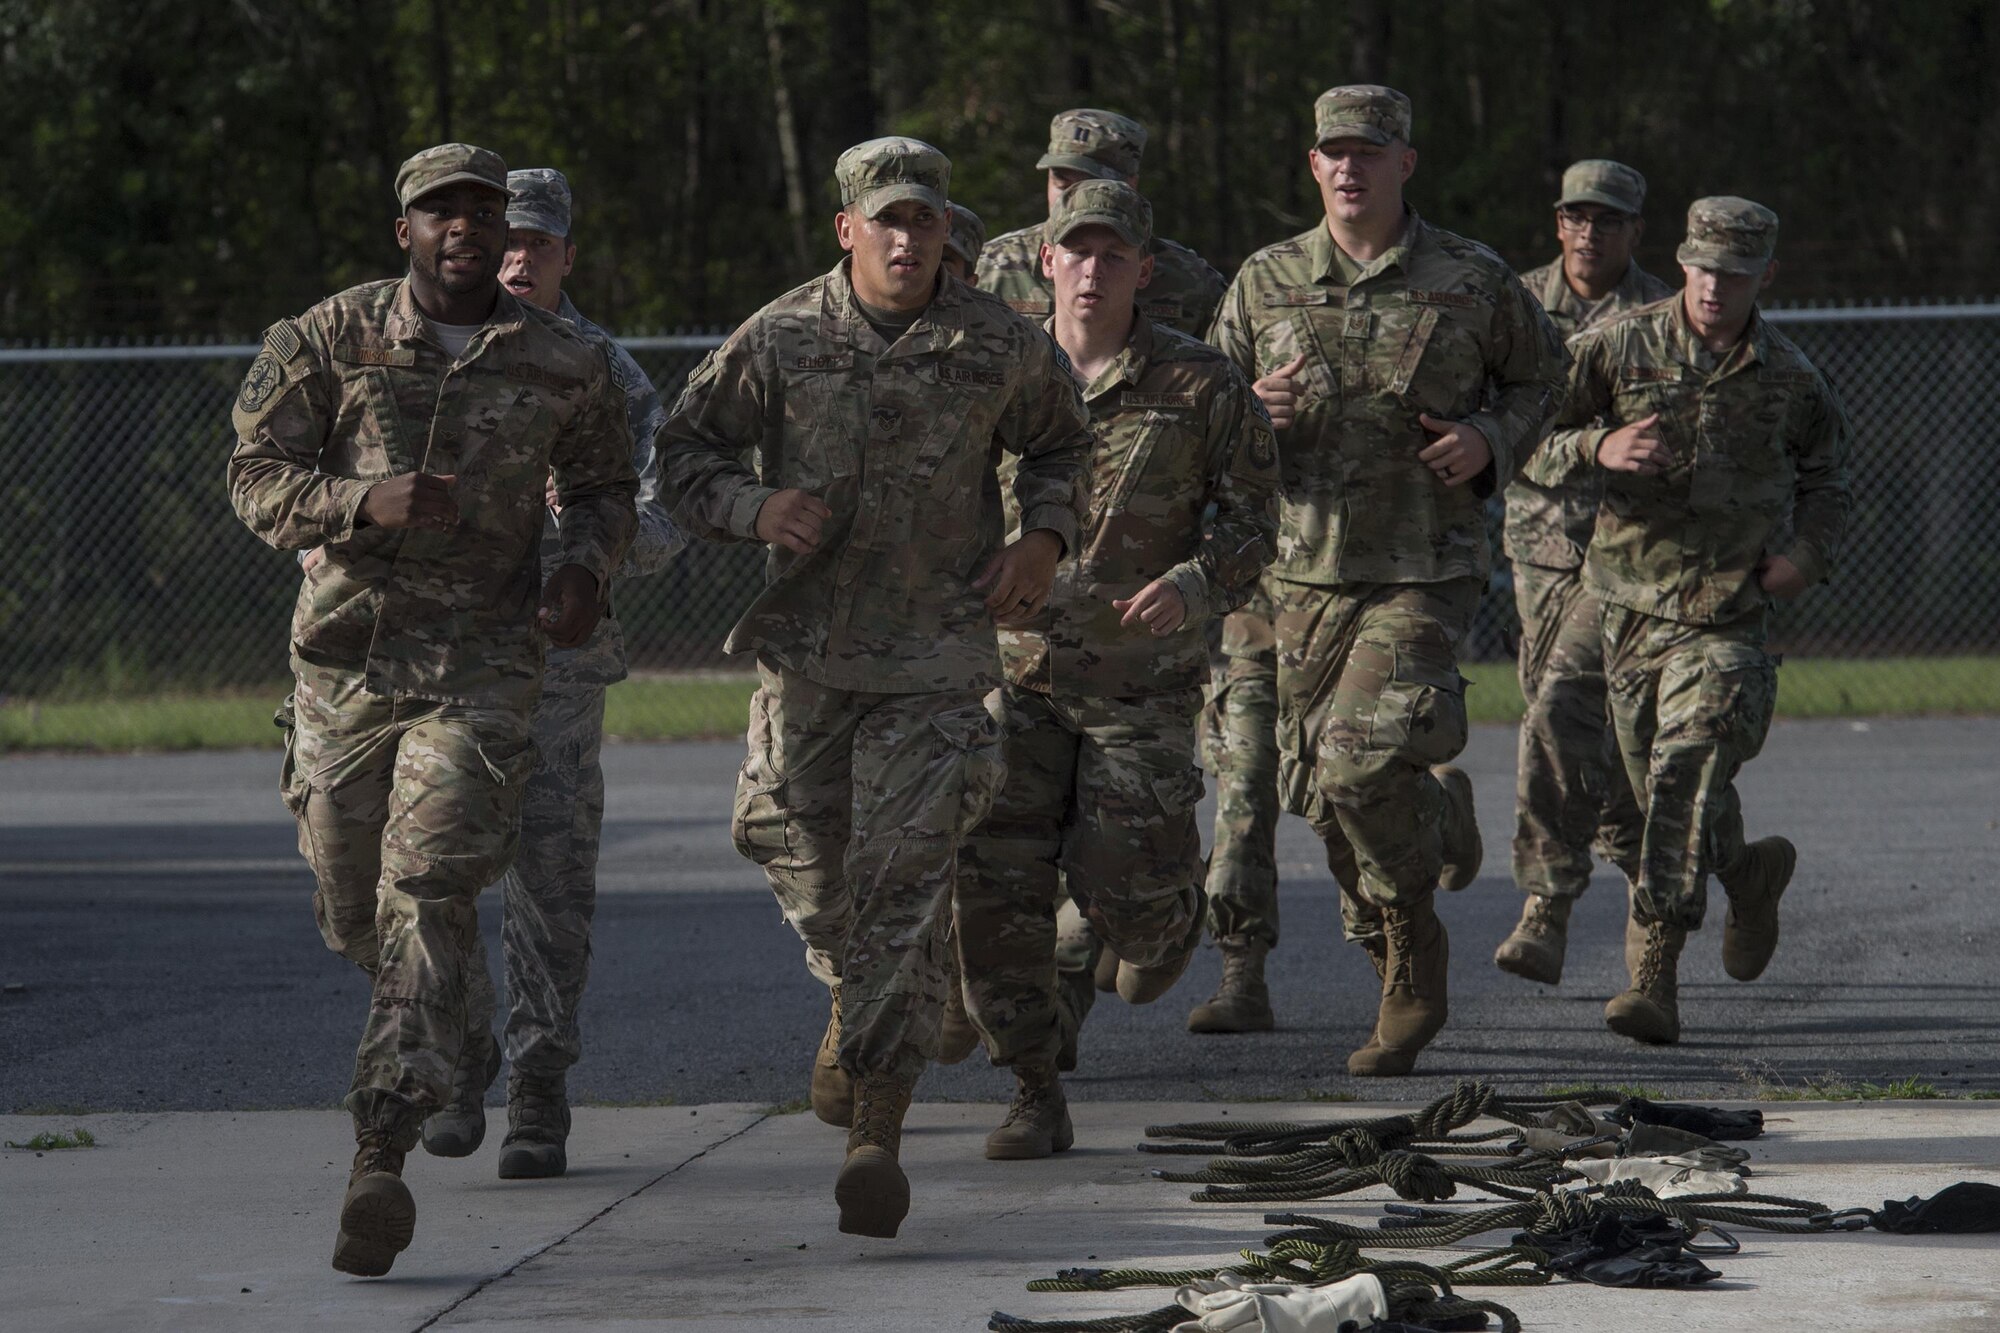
[1433,765,1483,891]
[1186,941,1275,1033]
[1348,898,1449,1077]
[935,976,980,1066]
[331,1134,417,1277]
[834,1071,917,1237]
[1113,889,1207,1004]
[1604,918,1687,1045]
[983,1062,1075,1160]
[497,1073,570,1180]
[811,986,853,1128]
[421,1027,502,1158]
[1719,835,1796,982]
[1493,896,1572,985]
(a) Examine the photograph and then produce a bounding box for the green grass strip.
[6,657,1999,753]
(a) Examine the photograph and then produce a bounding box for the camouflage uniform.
[228,151,639,1142]
[657,139,1091,1082]
[946,204,987,276]
[1199,535,1283,953]
[1210,193,1564,936]
[1543,201,1852,930]
[1505,160,1674,905]
[954,186,1279,1069]
[975,109,1226,340]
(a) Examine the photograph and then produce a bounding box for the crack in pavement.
[409,1112,775,1331]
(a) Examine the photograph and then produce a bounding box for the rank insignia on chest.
[871,404,904,435]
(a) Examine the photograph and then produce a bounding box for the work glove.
[1518,1211,1722,1289]
[1872,1181,2000,1233]
[1568,1154,1747,1199]
[1607,1097,1763,1140]
[1172,1273,1389,1332]
[1623,1119,1753,1170]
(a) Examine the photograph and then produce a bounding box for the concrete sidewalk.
[3,1101,1996,1332]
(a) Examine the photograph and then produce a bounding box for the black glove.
[1607,1096,1764,1141]
[1872,1182,2000,1234]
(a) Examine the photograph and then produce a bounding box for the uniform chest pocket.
[907,364,1006,485]
[777,363,860,486]
[1380,300,1481,416]
[1092,411,1184,512]
[329,354,422,475]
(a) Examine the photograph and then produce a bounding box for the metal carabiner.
[1685,1224,1741,1255]
[1808,1207,1875,1232]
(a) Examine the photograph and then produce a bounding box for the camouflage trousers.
[733,659,1003,1082]
[953,684,1206,1068]
[1511,560,1644,900]
[453,680,609,1086]
[1273,577,1479,940]
[280,668,533,1142]
[1602,603,1777,930]
[1201,593,1283,949]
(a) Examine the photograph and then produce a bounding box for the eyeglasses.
[1557,209,1634,236]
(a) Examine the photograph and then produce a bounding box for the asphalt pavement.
[3,718,1997,1112]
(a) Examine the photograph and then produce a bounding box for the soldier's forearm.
[227,460,372,551]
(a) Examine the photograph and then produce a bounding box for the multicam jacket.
[1000,311,1279,697]
[1504,258,1675,569]
[658,261,1092,694]
[1208,210,1567,586]
[1541,295,1854,626]
[227,278,640,709]
[976,224,1228,340]
[544,291,685,687]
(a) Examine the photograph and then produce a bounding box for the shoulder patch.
[1047,338,1076,381]
[263,319,304,363]
[1247,418,1277,470]
[1123,390,1198,410]
[237,351,283,413]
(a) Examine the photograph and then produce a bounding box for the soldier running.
[1494,159,1674,985]
[656,137,1090,1237]
[1541,196,1852,1044]
[1209,86,1566,1076]
[227,143,637,1274]
[952,179,1278,1157]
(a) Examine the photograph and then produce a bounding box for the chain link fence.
[2,302,1997,744]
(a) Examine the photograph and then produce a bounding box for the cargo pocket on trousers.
[477,736,540,789]
[1693,640,1777,760]
[931,699,1006,840]
[1367,642,1471,767]
[275,695,307,816]
[731,691,789,866]
[1149,764,1207,818]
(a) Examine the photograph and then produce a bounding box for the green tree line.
[3,0,1996,338]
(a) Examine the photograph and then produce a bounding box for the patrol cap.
[1036,109,1147,180]
[1313,85,1412,147]
[1047,179,1152,248]
[506,168,573,238]
[1677,196,1780,274]
[396,143,511,208]
[945,203,987,267]
[835,137,951,218]
[1556,159,1646,215]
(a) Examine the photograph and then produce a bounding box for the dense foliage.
[3,0,1995,337]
